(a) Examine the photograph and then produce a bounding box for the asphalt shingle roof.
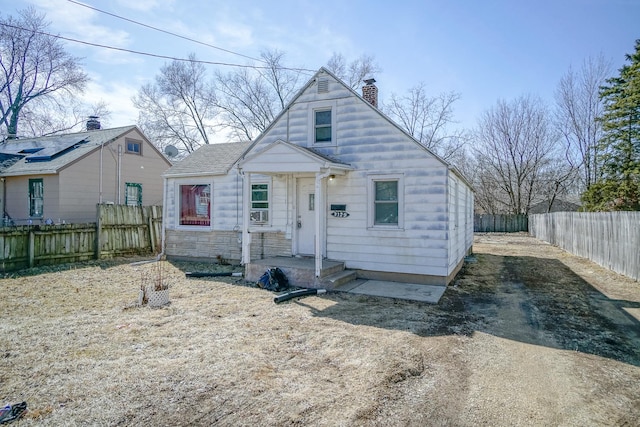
[0,126,137,176]
[163,142,252,177]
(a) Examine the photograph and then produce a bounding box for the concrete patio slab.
[335,279,446,304]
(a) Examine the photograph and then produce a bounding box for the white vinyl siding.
[166,70,473,281]
[249,71,457,278]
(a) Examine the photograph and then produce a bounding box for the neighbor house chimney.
[86,116,101,131]
[362,78,378,108]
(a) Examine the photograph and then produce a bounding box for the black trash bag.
[0,402,27,424]
[257,267,289,292]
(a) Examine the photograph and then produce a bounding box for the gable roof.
[162,141,252,178]
[0,126,145,176]
[245,67,473,189]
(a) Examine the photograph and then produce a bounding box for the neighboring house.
[162,68,474,287]
[529,198,581,214]
[0,122,172,224]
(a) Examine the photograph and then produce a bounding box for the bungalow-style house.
[0,122,172,225]
[162,68,474,287]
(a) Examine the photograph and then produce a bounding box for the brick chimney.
[86,116,101,131]
[362,78,378,108]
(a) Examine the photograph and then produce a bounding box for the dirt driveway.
[1,234,639,426]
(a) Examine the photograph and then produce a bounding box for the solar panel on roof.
[25,138,88,162]
[19,148,43,154]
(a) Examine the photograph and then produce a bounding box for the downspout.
[117,144,122,204]
[99,142,104,203]
[314,169,332,278]
[158,175,168,260]
[240,169,251,265]
[1,177,5,223]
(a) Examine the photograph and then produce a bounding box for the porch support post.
[314,170,331,278]
[241,171,251,265]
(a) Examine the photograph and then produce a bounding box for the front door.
[297,178,315,255]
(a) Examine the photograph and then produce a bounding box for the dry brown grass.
[1,236,640,426]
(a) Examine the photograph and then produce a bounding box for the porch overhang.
[237,140,352,175]
[238,140,353,279]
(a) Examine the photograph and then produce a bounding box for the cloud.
[28,0,137,64]
[80,76,141,127]
[115,0,175,13]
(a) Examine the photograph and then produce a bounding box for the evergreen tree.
[582,40,640,211]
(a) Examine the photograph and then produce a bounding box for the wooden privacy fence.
[0,205,162,273]
[474,214,528,233]
[530,212,640,281]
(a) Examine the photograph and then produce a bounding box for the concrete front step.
[320,269,357,289]
[246,257,347,288]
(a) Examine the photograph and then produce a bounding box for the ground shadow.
[0,256,154,278]
[298,254,640,367]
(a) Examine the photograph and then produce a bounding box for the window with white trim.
[179,184,211,226]
[368,174,404,229]
[308,100,337,146]
[250,182,270,224]
[314,109,332,143]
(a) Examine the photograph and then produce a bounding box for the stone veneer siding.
[165,230,290,263]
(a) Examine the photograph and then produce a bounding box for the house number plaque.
[331,211,349,218]
[330,205,349,218]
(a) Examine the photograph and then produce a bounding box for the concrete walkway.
[334,279,447,304]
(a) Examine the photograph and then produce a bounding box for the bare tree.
[535,158,580,212]
[215,50,301,141]
[384,84,467,160]
[325,53,381,90]
[555,54,611,191]
[474,95,561,214]
[133,54,217,155]
[21,99,111,137]
[0,7,89,139]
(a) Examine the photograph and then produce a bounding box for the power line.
[0,22,316,74]
[66,0,265,64]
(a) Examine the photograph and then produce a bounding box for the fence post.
[28,229,35,268]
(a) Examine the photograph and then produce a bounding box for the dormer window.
[314,109,332,143]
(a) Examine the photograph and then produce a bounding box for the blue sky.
[1,0,639,141]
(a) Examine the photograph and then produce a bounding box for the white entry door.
[297,178,316,255]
